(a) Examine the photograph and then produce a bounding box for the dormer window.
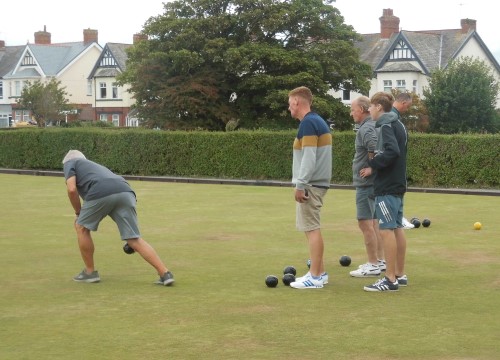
[100,49,117,67]
[390,40,415,60]
[21,51,36,66]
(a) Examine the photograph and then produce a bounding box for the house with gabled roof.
[0,44,24,127]
[336,9,500,108]
[87,34,147,127]
[0,26,102,126]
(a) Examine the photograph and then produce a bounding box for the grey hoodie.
[352,117,377,187]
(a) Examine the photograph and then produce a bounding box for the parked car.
[14,120,37,127]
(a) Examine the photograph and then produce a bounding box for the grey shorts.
[296,186,328,232]
[375,194,404,230]
[77,192,141,240]
[356,186,376,220]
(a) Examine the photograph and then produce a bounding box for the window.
[396,80,406,92]
[112,83,118,99]
[390,40,415,60]
[112,114,119,127]
[0,81,3,99]
[127,118,139,127]
[100,49,117,67]
[413,80,418,93]
[383,80,392,92]
[87,80,93,96]
[99,114,108,122]
[342,89,350,101]
[0,113,8,128]
[14,81,23,96]
[100,82,107,99]
[15,111,22,121]
[21,51,36,66]
[22,111,30,121]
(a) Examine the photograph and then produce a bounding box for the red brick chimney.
[380,9,400,39]
[461,18,477,34]
[133,33,148,44]
[84,28,98,44]
[34,26,51,44]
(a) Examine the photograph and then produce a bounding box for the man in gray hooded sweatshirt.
[359,92,408,292]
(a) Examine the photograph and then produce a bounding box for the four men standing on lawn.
[288,87,409,292]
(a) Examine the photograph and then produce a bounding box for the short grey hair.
[353,96,370,113]
[62,150,86,164]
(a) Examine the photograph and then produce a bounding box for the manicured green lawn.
[1,174,498,359]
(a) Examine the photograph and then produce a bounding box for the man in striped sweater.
[287,86,332,289]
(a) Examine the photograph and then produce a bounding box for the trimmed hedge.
[0,128,498,188]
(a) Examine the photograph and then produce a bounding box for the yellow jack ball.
[473,222,482,230]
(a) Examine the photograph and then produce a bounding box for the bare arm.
[66,176,81,215]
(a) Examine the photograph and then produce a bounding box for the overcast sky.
[2,0,498,62]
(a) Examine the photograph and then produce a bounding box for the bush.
[0,128,498,188]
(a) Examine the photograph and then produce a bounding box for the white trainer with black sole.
[350,263,381,277]
[402,217,415,229]
[378,259,386,272]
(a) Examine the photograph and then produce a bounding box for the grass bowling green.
[1,173,498,359]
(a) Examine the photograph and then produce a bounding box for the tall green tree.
[17,79,70,127]
[118,0,371,130]
[423,57,499,134]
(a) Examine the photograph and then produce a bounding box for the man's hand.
[359,167,373,178]
[294,188,309,203]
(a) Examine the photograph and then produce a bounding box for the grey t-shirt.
[63,159,133,201]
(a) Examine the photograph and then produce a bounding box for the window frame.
[112,114,119,127]
[99,82,107,99]
[383,80,392,93]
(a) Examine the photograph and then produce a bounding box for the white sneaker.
[321,272,329,285]
[350,263,381,277]
[396,274,408,287]
[402,217,415,229]
[378,259,386,272]
[295,272,328,285]
[294,272,310,283]
[290,276,324,289]
[359,260,386,271]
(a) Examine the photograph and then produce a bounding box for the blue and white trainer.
[294,272,328,285]
[290,276,324,289]
[363,276,399,292]
[321,272,329,285]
